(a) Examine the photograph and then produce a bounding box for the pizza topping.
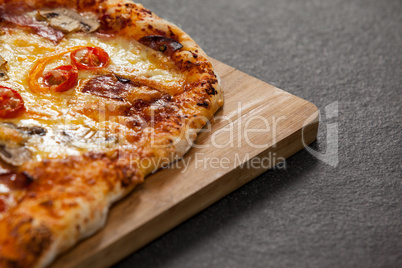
[0,122,46,140]
[37,11,81,33]
[0,55,8,81]
[17,126,47,136]
[115,75,131,84]
[0,5,65,44]
[0,143,31,167]
[82,75,132,100]
[0,124,32,166]
[0,168,32,212]
[28,46,85,93]
[0,86,26,119]
[42,65,78,92]
[37,9,100,33]
[81,75,167,106]
[0,1,223,266]
[71,47,110,70]
[139,35,183,57]
[0,125,32,166]
[0,169,33,192]
[0,168,33,212]
[0,123,33,167]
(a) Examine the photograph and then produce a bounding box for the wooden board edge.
[74,105,320,268]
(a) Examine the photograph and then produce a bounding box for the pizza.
[0,0,223,267]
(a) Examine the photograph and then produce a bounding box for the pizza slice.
[0,1,223,267]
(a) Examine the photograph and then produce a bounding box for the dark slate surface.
[115,0,401,267]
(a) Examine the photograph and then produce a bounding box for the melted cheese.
[0,28,185,160]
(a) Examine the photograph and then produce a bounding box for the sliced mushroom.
[17,126,47,136]
[0,144,31,166]
[37,9,100,33]
[0,124,30,166]
[138,35,183,57]
[0,123,46,166]
[45,16,82,33]
[0,55,8,81]
[0,122,47,137]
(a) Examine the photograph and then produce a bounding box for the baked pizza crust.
[0,0,223,267]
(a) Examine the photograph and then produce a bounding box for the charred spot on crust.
[197,101,209,108]
[138,35,183,57]
[202,78,219,96]
[98,10,132,33]
[167,26,177,40]
[140,8,152,15]
[206,85,218,96]
[121,176,132,187]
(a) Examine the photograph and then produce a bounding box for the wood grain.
[51,59,319,268]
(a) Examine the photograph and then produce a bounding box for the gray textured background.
[116,0,401,267]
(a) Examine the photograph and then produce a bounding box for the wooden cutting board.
[51,59,319,268]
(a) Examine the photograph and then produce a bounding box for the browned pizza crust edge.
[0,0,223,267]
